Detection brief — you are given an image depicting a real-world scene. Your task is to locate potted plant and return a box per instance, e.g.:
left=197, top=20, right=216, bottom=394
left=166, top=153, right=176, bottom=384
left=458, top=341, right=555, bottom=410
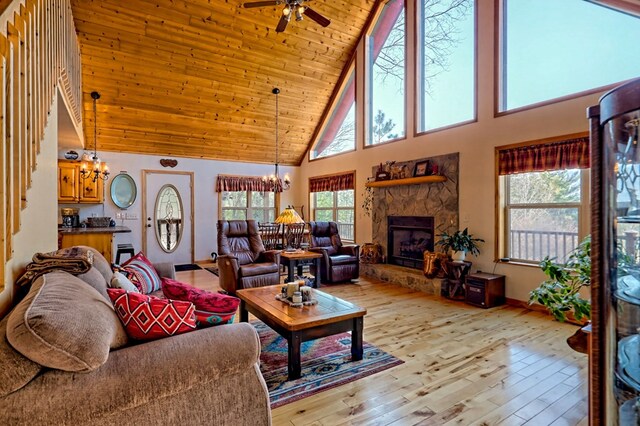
left=436, top=228, right=484, bottom=261
left=529, top=236, right=591, bottom=324
left=528, top=236, right=633, bottom=353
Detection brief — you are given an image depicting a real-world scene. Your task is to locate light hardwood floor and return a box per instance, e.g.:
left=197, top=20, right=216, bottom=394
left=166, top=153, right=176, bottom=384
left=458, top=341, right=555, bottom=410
left=178, top=267, right=588, bottom=426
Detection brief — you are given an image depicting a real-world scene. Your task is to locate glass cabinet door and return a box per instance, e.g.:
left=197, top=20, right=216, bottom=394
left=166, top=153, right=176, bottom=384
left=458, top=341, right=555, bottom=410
left=590, top=78, right=640, bottom=425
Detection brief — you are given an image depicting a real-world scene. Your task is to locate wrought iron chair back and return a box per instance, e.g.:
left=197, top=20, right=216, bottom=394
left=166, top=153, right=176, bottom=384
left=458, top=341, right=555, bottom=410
left=258, top=222, right=282, bottom=250
left=284, top=223, right=306, bottom=249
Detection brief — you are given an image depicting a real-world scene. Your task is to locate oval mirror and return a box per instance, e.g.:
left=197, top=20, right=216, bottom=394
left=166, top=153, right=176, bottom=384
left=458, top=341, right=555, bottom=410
left=154, top=184, right=183, bottom=253
left=110, top=173, right=137, bottom=209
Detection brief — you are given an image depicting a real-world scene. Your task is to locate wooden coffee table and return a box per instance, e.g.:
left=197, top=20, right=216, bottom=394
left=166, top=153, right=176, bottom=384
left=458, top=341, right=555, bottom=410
left=280, top=250, right=323, bottom=287
left=236, top=285, right=367, bottom=380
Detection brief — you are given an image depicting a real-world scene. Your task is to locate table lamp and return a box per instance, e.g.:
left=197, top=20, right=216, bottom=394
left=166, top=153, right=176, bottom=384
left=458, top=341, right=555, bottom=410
left=275, top=206, right=305, bottom=250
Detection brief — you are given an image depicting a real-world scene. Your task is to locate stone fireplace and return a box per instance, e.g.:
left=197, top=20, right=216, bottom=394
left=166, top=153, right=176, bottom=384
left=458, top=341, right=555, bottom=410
left=387, top=216, right=434, bottom=269
left=362, top=153, right=459, bottom=295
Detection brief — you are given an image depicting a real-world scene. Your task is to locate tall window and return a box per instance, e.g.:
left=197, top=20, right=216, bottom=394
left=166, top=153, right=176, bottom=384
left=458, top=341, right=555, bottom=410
left=497, top=136, right=590, bottom=263
left=367, top=0, right=405, bottom=145
left=499, top=0, right=640, bottom=112
left=417, top=0, right=475, bottom=132
left=310, top=62, right=356, bottom=159
left=312, top=191, right=355, bottom=241
left=309, top=172, right=355, bottom=241
left=221, top=191, right=276, bottom=223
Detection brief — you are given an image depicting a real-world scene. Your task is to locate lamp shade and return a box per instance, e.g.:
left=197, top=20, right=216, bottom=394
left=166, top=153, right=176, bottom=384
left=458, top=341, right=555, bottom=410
left=275, top=207, right=304, bottom=224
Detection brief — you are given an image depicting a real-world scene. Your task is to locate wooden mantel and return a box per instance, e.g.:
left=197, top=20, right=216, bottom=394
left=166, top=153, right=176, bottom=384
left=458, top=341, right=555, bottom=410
left=365, top=175, right=447, bottom=188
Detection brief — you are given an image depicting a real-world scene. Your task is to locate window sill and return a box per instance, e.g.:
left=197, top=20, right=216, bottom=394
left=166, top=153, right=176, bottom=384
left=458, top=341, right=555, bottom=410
left=496, top=259, right=540, bottom=268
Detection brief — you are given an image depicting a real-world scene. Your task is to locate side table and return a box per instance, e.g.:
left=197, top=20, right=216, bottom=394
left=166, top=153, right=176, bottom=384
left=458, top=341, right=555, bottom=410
left=442, top=260, right=472, bottom=300
left=280, top=251, right=323, bottom=288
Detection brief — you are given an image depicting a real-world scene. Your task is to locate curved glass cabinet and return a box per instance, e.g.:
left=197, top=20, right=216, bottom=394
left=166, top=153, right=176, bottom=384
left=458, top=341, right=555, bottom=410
left=589, top=78, right=640, bottom=425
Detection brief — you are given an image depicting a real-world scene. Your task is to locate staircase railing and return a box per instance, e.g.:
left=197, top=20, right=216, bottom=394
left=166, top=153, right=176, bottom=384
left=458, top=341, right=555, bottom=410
left=0, top=0, right=82, bottom=291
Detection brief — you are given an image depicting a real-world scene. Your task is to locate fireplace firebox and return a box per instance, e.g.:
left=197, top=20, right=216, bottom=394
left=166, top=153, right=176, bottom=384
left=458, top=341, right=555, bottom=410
left=387, top=216, right=435, bottom=269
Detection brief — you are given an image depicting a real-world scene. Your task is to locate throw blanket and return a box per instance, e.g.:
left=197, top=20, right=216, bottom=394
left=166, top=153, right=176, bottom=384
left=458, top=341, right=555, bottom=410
left=16, top=246, right=95, bottom=289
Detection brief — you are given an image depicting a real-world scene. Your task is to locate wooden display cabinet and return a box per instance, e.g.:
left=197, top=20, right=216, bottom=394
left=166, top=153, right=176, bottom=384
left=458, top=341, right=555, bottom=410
left=57, top=160, right=103, bottom=204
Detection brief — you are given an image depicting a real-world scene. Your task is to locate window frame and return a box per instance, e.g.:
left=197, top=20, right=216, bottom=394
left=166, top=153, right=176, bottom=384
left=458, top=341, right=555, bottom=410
left=415, top=0, right=478, bottom=137
left=218, top=190, right=280, bottom=223
left=311, top=190, right=356, bottom=243
left=364, top=0, right=407, bottom=149
left=308, top=57, right=357, bottom=162
left=495, top=133, right=591, bottom=265
left=494, top=0, right=640, bottom=117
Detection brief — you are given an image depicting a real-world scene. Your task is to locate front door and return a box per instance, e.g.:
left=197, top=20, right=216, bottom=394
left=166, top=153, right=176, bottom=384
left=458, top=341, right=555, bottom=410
left=142, top=170, right=194, bottom=264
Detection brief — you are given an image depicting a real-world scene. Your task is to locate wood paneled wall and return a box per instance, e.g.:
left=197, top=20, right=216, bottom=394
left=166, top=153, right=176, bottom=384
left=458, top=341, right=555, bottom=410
left=0, top=0, right=82, bottom=291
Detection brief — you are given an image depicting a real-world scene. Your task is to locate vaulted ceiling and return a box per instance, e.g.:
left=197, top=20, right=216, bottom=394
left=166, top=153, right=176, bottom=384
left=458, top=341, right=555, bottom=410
left=70, top=0, right=376, bottom=165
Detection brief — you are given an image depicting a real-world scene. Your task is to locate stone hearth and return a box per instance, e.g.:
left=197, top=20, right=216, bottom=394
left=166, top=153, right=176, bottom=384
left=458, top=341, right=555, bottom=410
left=360, top=264, right=444, bottom=295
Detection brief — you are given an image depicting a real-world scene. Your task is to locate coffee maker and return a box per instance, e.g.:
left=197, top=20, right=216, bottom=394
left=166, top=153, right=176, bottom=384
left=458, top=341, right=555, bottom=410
left=61, top=208, right=80, bottom=228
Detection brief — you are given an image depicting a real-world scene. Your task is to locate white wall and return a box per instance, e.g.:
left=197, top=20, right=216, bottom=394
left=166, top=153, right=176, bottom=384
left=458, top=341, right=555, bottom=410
left=296, top=0, right=609, bottom=302
left=58, top=151, right=299, bottom=263
left=0, top=97, right=59, bottom=316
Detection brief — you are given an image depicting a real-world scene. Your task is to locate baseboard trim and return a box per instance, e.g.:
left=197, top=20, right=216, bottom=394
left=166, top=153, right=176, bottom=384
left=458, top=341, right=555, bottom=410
left=506, top=298, right=587, bottom=325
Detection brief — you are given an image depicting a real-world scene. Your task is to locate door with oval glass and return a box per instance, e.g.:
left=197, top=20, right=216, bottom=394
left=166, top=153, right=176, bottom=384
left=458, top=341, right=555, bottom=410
left=142, top=170, right=194, bottom=264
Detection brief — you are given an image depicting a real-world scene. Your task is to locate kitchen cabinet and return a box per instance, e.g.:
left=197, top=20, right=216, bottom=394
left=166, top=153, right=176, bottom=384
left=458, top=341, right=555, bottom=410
left=57, top=160, right=103, bottom=204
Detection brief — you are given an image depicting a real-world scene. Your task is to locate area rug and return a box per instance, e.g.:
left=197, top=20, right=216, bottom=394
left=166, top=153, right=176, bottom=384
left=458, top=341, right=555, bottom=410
left=205, top=266, right=218, bottom=276
left=174, top=264, right=202, bottom=272
left=253, top=321, right=404, bottom=408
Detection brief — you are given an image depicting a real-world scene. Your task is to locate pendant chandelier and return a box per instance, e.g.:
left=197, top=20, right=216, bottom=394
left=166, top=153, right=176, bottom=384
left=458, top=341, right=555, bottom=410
left=80, top=91, right=110, bottom=183
left=263, top=87, right=291, bottom=191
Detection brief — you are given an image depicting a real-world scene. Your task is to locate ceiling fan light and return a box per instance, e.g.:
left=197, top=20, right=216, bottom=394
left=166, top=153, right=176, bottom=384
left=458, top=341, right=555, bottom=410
left=282, top=6, right=290, bottom=15
left=295, top=9, right=303, bottom=21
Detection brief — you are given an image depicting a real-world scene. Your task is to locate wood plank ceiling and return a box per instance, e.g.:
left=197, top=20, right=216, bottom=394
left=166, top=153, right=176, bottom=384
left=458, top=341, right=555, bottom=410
left=70, top=0, right=376, bottom=165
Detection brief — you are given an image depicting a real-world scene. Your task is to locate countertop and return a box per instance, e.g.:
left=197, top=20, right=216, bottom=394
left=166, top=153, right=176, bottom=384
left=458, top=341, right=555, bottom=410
left=58, top=226, right=131, bottom=234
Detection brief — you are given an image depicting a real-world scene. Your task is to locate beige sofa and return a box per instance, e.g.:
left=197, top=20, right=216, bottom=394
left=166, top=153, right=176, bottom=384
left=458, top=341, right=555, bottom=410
left=0, top=247, right=271, bottom=426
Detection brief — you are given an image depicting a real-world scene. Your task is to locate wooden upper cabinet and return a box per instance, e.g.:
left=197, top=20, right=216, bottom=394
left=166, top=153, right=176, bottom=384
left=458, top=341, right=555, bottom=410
left=57, top=160, right=104, bottom=204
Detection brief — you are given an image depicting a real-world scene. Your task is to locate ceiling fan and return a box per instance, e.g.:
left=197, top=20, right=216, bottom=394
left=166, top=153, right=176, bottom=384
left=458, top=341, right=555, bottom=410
left=242, top=0, right=331, bottom=33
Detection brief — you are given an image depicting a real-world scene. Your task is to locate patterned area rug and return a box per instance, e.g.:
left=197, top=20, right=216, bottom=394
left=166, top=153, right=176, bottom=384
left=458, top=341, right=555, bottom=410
left=254, top=321, right=404, bottom=409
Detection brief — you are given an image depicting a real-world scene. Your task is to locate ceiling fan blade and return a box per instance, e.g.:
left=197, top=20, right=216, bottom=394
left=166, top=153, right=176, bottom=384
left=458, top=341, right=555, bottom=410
left=243, top=1, right=279, bottom=8
left=303, top=6, right=331, bottom=27
left=275, top=14, right=290, bottom=32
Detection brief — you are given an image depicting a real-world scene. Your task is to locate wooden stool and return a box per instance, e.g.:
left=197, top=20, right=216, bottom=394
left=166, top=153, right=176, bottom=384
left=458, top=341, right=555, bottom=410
left=115, top=243, right=135, bottom=264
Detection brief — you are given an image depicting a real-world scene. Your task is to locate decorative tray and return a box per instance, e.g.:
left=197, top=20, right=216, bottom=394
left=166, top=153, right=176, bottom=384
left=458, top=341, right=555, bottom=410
left=275, top=293, right=318, bottom=307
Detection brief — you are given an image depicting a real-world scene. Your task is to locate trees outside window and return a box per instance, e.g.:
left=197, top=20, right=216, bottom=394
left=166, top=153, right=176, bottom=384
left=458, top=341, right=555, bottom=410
left=367, top=0, right=405, bottom=145
left=504, top=169, right=589, bottom=263
left=310, top=66, right=355, bottom=159
left=417, top=0, right=475, bottom=132
left=312, top=190, right=355, bottom=241
left=221, top=191, right=276, bottom=223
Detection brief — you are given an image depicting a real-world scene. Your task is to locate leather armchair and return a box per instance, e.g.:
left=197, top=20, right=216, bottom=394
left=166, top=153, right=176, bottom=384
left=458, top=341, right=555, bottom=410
left=308, top=221, right=359, bottom=283
left=217, top=220, right=281, bottom=294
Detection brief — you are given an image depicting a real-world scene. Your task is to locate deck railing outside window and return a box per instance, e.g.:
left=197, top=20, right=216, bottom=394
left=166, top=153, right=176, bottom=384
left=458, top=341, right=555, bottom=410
left=509, top=229, right=579, bottom=263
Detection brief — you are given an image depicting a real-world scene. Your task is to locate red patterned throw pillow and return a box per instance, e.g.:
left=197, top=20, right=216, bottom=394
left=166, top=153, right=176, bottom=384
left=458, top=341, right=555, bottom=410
left=161, top=278, right=239, bottom=327
left=107, top=289, right=196, bottom=341
left=121, top=252, right=162, bottom=294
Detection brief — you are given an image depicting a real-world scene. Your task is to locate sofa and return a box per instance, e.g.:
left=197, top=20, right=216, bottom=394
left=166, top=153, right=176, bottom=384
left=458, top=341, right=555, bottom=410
left=0, top=247, right=271, bottom=425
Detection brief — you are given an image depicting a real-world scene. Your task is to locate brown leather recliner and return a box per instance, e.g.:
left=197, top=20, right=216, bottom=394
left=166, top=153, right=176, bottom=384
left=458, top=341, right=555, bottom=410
left=308, top=221, right=360, bottom=283
left=217, top=220, right=281, bottom=294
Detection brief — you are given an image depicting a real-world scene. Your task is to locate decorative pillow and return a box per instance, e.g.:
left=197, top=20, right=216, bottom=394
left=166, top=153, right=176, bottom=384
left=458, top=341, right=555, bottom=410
left=107, top=289, right=197, bottom=341
left=161, top=278, right=239, bottom=328
left=194, top=310, right=236, bottom=328
left=7, top=272, right=129, bottom=372
left=121, top=252, right=162, bottom=294
left=110, top=272, right=140, bottom=293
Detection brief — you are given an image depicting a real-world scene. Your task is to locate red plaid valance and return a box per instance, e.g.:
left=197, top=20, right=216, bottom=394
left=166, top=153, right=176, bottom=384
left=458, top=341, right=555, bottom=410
left=498, top=137, right=589, bottom=176
left=309, top=172, right=354, bottom=193
left=216, top=175, right=282, bottom=193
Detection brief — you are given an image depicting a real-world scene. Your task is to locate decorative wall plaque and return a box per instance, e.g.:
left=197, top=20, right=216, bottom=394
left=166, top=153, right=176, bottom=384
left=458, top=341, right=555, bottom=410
left=160, top=159, right=178, bottom=168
